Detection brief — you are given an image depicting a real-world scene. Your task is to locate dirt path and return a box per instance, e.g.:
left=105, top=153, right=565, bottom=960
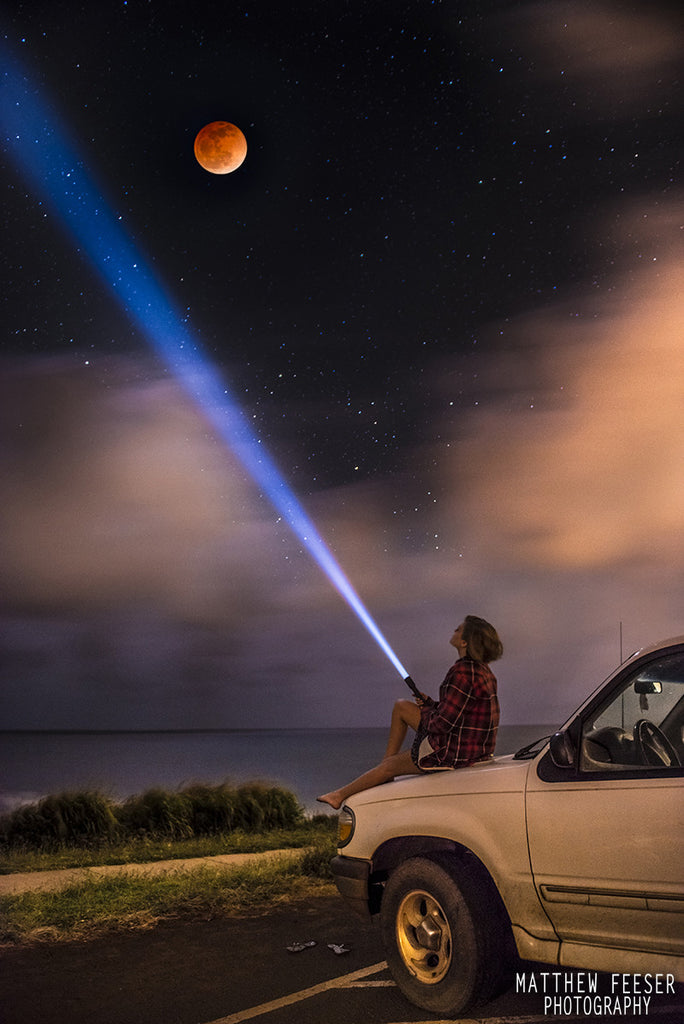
left=0, top=848, right=307, bottom=894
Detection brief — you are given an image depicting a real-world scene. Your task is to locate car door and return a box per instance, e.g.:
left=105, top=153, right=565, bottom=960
left=524, top=647, right=684, bottom=958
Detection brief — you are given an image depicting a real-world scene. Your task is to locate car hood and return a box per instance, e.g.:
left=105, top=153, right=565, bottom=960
left=346, top=753, right=531, bottom=810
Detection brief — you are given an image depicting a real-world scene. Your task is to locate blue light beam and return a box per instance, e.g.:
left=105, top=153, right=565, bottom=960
left=1, top=42, right=410, bottom=681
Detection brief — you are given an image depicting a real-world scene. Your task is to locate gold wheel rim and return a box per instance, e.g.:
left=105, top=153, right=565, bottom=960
left=395, top=888, right=452, bottom=985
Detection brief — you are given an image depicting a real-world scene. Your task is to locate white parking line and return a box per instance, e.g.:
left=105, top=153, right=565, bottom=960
left=202, top=960, right=388, bottom=1023
left=204, top=973, right=681, bottom=1024
left=344, top=979, right=396, bottom=987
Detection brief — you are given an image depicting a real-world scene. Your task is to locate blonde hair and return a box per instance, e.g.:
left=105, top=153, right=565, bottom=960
left=462, top=615, right=503, bottom=663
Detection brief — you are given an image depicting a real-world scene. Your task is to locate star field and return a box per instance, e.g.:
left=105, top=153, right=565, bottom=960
left=6, top=1, right=680, bottom=497
left=1, top=0, right=683, bottom=730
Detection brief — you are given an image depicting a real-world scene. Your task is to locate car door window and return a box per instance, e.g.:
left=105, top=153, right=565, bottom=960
left=580, top=652, right=684, bottom=771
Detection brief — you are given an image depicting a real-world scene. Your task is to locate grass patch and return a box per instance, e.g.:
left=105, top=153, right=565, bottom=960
left=0, top=817, right=336, bottom=875
left=0, top=835, right=339, bottom=945
left=0, top=783, right=340, bottom=944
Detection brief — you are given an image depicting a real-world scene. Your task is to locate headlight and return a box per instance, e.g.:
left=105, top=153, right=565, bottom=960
left=337, top=805, right=356, bottom=848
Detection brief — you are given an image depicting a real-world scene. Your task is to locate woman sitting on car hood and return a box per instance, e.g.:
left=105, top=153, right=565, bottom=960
left=317, top=614, right=503, bottom=810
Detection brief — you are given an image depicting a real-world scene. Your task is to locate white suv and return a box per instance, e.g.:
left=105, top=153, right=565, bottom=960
left=331, top=637, right=684, bottom=1016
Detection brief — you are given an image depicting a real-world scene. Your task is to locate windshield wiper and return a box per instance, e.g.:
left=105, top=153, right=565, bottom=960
left=513, top=735, right=552, bottom=760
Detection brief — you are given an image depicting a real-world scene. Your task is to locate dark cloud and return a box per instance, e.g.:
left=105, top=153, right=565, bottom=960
left=2, top=213, right=682, bottom=729
left=0, top=356, right=297, bottom=621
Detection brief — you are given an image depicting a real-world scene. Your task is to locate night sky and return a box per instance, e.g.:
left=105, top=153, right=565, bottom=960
left=2, top=0, right=683, bottom=731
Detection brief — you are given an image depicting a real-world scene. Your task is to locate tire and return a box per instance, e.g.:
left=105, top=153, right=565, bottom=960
left=380, top=853, right=509, bottom=1016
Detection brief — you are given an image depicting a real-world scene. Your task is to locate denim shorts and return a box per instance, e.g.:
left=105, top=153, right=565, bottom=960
left=411, top=727, right=452, bottom=772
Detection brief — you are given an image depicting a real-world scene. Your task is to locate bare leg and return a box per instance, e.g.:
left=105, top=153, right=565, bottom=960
left=317, top=749, right=420, bottom=810
left=384, top=699, right=422, bottom=758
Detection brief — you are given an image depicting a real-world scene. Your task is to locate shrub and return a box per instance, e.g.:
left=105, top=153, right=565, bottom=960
left=299, top=837, right=336, bottom=879
left=0, top=782, right=305, bottom=851
left=117, top=789, right=193, bottom=840
left=0, top=791, right=118, bottom=851
left=233, top=784, right=303, bottom=831
left=232, top=784, right=267, bottom=830
left=181, top=783, right=236, bottom=835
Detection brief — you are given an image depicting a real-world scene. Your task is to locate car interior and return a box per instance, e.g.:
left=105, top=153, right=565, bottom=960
left=579, top=652, right=684, bottom=771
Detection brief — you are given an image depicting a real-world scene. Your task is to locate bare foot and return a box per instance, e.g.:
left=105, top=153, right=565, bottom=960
left=316, top=792, right=342, bottom=810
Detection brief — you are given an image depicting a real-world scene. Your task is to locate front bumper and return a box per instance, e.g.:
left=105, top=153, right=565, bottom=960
left=331, top=855, right=372, bottom=918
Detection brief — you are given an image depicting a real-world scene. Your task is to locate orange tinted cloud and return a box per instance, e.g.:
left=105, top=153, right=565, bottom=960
left=438, top=198, right=684, bottom=571
left=509, top=1, right=683, bottom=109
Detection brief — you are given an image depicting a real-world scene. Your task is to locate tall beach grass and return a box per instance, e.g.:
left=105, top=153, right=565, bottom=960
left=0, top=782, right=305, bottom=852
left=0, top=783, right=337, bottom=876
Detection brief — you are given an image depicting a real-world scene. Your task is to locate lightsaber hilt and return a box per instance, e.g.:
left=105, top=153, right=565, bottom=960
left=404, top=675, right=422, bottom=700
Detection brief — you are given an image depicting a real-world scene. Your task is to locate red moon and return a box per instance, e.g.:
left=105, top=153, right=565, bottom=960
left=194, top=121, right=247, bottom=174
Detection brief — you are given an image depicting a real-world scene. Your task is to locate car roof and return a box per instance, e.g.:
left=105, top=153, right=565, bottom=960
left=623, top=636, right=684, bottom=662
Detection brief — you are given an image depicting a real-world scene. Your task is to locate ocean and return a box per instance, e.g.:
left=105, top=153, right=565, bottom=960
left=0, top=725, right=554, bottom=816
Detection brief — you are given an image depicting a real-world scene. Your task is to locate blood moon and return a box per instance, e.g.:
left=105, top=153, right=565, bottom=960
left=194, top=121, right=247, bottom=174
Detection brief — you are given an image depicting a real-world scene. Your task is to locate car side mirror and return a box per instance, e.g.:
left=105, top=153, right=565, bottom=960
left=549, top=729, right=576, bottom=768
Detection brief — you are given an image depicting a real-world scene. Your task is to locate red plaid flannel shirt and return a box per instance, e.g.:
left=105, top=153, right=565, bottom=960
left=419, top=657, right=499, bottom=768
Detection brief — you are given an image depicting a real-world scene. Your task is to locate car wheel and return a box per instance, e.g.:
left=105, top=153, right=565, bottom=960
left=380, top=853, right=509, bottom=1016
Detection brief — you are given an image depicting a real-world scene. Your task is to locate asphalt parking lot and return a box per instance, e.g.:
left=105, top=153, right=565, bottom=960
left=1, top=895, right=682, bottom=1024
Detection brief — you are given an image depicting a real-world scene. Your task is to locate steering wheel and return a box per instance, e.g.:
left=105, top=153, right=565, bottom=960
left=634, top=720, right=681, bottom=767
